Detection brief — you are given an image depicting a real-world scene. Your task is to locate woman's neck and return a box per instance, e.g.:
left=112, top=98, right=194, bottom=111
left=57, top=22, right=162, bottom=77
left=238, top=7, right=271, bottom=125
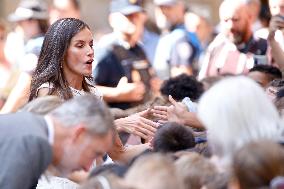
left=68, top=76, right=84, bottom=90
left=63, top=70, right=84, bottom=90
left=62, top=60, right=88, bottom=91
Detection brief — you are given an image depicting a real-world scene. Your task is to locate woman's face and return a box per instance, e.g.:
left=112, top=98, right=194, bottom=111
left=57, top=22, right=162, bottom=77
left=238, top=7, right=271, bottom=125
left=64, top=27, right=94, bottom=77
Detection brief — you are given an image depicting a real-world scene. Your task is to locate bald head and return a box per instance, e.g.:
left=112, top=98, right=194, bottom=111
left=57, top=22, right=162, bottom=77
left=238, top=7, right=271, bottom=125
left=219, top=0, right=253, bottom=44
left=219, top=0, right=252, bottom=23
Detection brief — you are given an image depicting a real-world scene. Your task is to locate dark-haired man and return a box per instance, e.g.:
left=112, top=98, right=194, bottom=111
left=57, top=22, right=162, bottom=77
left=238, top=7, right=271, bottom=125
left=153, top=122, right=196, bottom=153
left=248, top=64, right=282, bottom=87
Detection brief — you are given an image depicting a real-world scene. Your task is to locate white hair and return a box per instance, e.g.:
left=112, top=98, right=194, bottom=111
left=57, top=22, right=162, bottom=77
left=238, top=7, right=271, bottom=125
left=198, top=76, right=284, bottom=164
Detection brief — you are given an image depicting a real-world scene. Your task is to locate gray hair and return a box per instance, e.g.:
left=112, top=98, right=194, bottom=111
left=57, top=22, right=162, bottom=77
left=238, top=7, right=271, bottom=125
left=20, top=95, right=64, bottom=115
left=48, top=94, right=115, bottom=135
left=198, top=76, right=284, bottom=165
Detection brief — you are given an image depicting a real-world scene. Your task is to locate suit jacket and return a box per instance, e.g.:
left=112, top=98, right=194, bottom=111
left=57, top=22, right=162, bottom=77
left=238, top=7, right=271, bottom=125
left=0, top=112, right=52, bottom=189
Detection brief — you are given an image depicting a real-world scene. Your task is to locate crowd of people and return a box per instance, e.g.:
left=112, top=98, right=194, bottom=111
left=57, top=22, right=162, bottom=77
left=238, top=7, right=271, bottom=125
left=0, top=0, right=284, bottom=188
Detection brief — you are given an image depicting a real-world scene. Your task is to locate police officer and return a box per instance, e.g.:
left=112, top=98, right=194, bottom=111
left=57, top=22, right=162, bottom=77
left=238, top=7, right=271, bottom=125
left=93, top=0, right=154, bottom=109
left=153, top=0, right=201, bottom=79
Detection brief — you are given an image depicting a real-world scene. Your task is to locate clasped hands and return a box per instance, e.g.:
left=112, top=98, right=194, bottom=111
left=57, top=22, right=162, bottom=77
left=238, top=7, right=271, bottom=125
left=115, top=95, right=193, bottom=141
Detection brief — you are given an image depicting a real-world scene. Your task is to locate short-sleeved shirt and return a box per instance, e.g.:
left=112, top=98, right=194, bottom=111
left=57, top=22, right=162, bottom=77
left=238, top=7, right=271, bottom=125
left=198, top=33, right=268, bottom=79
left=93, top=33, right=151, bottom=109
left=37, top=82, right=103, bottom=100
left=153, top=25, right=200, bottom=79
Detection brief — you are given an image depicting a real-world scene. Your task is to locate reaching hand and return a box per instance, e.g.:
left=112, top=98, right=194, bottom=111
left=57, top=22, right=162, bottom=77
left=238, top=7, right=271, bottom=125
left=151, top=95, right=188, bottom=125
left=115, top=112, right=159, bottom=140
left=136, top=108, right=152, bottom=119
left=116, top=77, right=146, bottom=102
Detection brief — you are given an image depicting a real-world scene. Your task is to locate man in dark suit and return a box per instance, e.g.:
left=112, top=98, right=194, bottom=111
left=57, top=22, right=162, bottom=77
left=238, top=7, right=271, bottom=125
left=0, top=95, right=115, bottom=189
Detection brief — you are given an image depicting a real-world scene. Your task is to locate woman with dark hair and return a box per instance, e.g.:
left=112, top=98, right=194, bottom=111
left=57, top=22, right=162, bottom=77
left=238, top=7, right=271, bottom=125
left=29, top=16, right=157, bottom=159
left=29, top=18, right=101, bottom=100
left=28, top=18, right=157, bottom=143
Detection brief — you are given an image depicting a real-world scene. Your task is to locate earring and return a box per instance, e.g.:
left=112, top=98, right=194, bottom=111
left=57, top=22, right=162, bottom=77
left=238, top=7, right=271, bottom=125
left=60, top=60, right=64, bottom=69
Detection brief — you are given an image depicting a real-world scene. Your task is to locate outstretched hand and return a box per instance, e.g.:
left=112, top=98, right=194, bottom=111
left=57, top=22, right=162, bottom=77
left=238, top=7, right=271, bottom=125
left=151, top=95, right=188, bottom=125
left=114, top=111, right=159, bottom=140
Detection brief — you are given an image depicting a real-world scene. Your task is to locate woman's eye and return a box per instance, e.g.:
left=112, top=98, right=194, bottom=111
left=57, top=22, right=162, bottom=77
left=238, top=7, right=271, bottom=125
left=76, top=44, right=84, bottom=48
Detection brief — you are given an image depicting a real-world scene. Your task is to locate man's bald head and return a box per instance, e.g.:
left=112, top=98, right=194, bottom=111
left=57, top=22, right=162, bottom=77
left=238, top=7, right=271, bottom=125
left=219, top=0, right=253, bottom=44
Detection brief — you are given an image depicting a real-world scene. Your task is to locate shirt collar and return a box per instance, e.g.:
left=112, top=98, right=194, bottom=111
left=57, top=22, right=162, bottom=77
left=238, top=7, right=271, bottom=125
left=44, top=115, right=55, bottom=145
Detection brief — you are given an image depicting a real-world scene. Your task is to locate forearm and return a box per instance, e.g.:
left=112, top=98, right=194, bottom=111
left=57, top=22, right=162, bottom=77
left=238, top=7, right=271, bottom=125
left=114, top=118, right=128, bottom=133
left=180, top=112, right=204, bottom=129
left=107, top=132, right=127, bottom=163
left=96, top=85, right=121, bottom=102
left=0, top=73, right=31, bottom=113
left=269, top=38, right=284, bottom=70
left=107, top=129, right=150, bottom=164
left=113, top=143, right=150, bottom=164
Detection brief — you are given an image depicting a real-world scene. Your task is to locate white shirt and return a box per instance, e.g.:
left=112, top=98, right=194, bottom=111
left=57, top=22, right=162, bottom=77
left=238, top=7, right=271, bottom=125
left=44, top=116, right=54, bottom=145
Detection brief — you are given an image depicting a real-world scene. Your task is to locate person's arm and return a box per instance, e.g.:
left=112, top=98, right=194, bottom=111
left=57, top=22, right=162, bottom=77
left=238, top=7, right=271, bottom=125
left=1, top=50, right=41, bottom=114
left=170, top=65, right=193, bottom=77
left=109, top=109, right=158, bottom=164
left=269, top=37, right=284, bottom=69
left=170, top=39, right=193, bottom=77
left=0, top=72, right=31, bottom=113
left=151, top=95, right=204, bottom=129
left=107, top=132, right=150, bottom=164
left=268, top=16, right=284, bottom=69
left=114, top=109, right=159, bottom=140
left=96, top=77, right=145, bottom=103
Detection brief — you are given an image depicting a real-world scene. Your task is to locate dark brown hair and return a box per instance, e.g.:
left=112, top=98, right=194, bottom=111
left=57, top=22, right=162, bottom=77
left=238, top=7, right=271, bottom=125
left=29, top=18, right=93, bottom=101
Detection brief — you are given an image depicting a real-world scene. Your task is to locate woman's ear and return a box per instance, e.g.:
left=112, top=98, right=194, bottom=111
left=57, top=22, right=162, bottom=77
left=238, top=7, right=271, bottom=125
left=109, top=12, right=136, bottom=34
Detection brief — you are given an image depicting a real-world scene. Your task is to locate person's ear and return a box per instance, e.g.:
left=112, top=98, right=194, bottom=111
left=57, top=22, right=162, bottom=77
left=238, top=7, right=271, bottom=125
left=71, top=124, right=86, bottom=143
